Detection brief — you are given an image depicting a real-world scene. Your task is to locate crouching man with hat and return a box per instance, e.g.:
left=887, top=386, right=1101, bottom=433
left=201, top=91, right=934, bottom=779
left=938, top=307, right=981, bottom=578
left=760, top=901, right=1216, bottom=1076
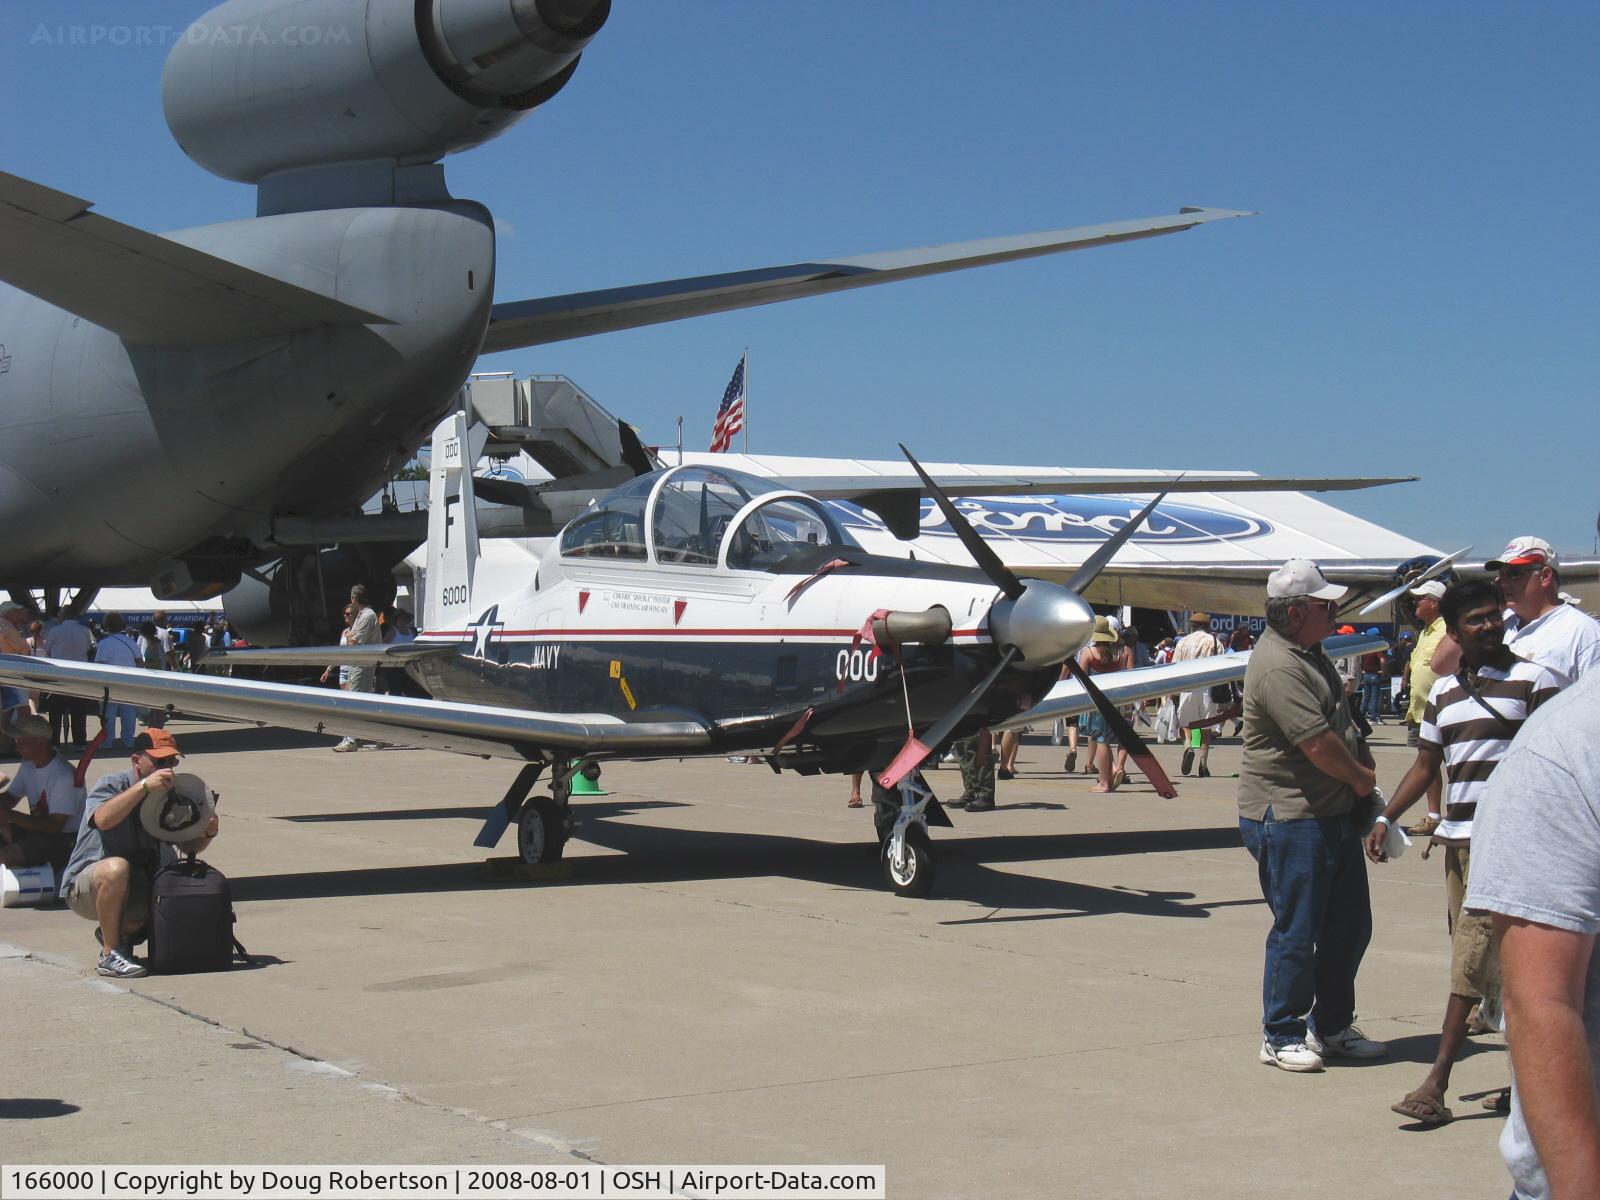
left=58, top=729, right=218, bottom=978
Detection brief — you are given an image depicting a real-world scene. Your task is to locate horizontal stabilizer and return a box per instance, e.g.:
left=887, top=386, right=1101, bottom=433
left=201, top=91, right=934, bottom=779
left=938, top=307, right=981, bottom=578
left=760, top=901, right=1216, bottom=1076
left=0, top=655, right=710, bottom=761
left=0, top=170, right=391, bottom=347
left=993, top=634, right=1387, bottom=731
left=483, top=207, right=1254, bottom=353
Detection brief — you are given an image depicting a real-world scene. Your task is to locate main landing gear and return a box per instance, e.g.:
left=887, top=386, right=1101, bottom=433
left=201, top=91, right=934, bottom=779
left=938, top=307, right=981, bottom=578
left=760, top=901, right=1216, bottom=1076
left=872, top=773, right=942, bottom=898
left=473, top=760, right=587, bottom=866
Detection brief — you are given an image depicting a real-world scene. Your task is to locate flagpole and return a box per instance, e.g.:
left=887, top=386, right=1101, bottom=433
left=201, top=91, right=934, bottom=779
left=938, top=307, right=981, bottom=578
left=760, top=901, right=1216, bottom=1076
left=676, top=415, right=683, bottom=465
left=742, top=347, right=749, bottom=454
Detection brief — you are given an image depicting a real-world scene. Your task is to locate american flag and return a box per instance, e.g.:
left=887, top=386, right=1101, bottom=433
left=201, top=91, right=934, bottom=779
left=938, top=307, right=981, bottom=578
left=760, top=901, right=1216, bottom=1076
left=708, top=355, right=746, bottom=452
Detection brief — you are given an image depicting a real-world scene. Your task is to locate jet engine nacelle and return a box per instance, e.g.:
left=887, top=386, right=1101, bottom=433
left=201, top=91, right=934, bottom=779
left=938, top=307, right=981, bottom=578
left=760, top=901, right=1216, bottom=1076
left=162, top=0, right=610, bottom=184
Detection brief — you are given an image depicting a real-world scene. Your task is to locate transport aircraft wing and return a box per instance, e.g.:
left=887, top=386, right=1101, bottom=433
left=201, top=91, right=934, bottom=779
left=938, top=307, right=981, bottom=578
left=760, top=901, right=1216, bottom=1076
left=481, top=208, right=1254, bottom=353
left=0, top=656, right=710, bottom=762
left=992, top=633, right=1388, bottom=732
left=0, top=170, right=391, bottom=347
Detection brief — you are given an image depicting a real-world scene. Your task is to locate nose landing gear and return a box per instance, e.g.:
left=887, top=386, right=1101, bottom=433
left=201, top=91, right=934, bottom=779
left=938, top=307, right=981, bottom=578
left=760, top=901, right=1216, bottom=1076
left=873, top=772, right=939, bottom=897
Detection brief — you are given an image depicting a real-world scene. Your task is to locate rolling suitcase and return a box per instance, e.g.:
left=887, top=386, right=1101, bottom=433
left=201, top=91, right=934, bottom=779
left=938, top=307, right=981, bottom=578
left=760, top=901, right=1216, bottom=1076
left=147, top=856, right=250, bottom=973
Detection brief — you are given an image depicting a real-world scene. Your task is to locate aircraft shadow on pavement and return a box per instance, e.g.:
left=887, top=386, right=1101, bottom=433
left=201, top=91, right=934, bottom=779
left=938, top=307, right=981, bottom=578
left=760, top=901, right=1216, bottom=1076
left=0, top=1098, right=80, bottom=1119
left=235, top=801, right=1259, bottom=921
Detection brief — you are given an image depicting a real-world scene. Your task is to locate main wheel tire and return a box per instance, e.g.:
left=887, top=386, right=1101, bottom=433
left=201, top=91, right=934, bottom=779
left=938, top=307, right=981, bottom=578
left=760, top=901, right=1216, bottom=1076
left=880, top=823, right=936, bottom=897
left=517, top=796, right=569, bottom=865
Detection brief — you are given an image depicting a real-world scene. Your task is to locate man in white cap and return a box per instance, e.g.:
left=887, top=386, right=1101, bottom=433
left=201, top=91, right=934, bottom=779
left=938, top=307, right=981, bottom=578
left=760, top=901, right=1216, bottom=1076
left=1403, top=579, right=1448, bottom=836
left=1487, top=536, right=1600, bottom=687
left=1238, top=559, right=1386, bottom=1072
left=0, top=713, right=86, bottom=874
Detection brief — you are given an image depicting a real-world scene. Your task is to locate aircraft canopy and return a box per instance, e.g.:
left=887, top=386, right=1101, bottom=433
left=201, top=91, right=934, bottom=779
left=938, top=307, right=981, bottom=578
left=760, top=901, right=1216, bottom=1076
left=560, top=465, right=857, bottom=568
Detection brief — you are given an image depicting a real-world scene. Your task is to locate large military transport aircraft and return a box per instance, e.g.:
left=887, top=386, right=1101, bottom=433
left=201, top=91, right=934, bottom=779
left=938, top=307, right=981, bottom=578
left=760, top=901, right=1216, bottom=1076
left=0, top=0, right=1253, bottom=633
left=0, top=415, right=1382, bottom=896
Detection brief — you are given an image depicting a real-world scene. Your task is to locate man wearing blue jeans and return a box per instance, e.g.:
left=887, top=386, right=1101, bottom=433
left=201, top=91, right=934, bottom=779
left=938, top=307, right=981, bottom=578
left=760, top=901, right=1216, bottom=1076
left=1238, top=560, right=1388, bottom=1072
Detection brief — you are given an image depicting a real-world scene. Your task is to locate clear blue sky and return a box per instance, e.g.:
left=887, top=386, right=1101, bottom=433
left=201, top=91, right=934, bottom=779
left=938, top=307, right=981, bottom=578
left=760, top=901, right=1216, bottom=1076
left=3, top=2, right=1596, bottom=557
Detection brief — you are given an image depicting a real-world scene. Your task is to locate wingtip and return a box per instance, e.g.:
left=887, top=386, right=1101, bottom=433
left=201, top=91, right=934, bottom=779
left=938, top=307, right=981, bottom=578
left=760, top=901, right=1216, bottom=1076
left=1179, top=206, right=1261, bottom=220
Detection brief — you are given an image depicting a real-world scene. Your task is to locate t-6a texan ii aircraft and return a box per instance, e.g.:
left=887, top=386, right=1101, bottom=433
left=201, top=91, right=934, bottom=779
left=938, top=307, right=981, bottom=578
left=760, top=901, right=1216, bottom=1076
left=0, top=414, right=1384, bottom=897
left=0, top=0, right=1254, bottom=623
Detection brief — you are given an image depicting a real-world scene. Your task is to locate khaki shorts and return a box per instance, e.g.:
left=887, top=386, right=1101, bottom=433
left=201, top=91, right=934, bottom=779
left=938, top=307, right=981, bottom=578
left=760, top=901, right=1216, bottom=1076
left=1445, top=842, right=1499, bottom=1000
left=66, top=860, right=151, bottom=925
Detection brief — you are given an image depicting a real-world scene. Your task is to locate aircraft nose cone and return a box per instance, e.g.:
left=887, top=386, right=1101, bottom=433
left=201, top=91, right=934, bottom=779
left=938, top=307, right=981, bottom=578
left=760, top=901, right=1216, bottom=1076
left=987, top=581, right=1096, bottom=666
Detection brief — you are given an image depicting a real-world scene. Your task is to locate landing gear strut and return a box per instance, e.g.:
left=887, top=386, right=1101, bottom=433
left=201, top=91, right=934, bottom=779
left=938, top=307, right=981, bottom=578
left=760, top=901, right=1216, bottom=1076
left=873, top=772, right=938, bottom=897
left=472, top=760, right=576, bottom=866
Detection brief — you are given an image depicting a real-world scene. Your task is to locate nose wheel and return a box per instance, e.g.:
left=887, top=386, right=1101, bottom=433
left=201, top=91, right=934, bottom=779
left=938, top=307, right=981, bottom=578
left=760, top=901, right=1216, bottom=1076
left=873, top=773, right=938, bottom=897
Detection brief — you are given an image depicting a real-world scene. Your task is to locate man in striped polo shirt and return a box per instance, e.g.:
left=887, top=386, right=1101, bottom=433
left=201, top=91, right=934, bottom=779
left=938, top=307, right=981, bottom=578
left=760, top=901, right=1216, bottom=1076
left=1366, top=579, right=1564, bottom=1124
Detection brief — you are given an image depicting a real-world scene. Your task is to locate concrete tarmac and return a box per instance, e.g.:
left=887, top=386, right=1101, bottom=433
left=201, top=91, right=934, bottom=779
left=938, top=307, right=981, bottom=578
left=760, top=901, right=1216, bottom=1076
left=2, top=720, right=1510, bottom=1197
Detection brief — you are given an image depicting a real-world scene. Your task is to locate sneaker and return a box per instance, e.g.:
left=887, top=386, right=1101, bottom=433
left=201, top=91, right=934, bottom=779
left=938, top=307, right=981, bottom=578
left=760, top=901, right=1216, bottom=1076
left=97, top=948, right=148, bottom=979
left=1406, top=813, right=1440, bottom=837
left=1307, top=1024, right=1386, bottom=1060
left=1181, top=748, right=1195, bottom=776
left=963, top=796, right=995, bottom=812
left=1259, top=1039, right=1323, bottom=1072
left=332, top=738, right=359, bottom=753
left=1197, top=762, right=1211, bottom=779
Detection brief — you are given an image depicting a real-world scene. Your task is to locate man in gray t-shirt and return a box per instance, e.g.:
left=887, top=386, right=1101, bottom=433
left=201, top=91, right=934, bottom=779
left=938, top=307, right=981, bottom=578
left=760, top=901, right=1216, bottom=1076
left=1467, top=668, right=1600, bottom=1200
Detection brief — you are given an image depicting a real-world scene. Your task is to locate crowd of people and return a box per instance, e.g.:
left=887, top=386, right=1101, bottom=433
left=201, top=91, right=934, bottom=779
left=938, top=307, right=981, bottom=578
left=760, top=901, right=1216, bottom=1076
left=863, top=535, right=1600, bottom=1197
left=0, top=584, right=412, bottom=977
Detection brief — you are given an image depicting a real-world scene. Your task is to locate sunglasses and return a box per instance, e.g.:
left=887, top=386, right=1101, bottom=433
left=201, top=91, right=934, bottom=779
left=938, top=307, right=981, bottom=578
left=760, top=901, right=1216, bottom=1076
left=1496, top=564, right=1540, bottom=582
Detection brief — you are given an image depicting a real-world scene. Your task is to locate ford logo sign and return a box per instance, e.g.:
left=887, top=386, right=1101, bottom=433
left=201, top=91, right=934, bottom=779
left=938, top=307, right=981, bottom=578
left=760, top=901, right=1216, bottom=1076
left=827, top=496, right=1271, bottom=544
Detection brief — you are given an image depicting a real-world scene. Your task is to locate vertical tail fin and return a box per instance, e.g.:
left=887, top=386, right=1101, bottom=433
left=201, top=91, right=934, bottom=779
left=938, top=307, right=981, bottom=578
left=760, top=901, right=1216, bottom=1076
left=425, top=412, right=485, bottom=629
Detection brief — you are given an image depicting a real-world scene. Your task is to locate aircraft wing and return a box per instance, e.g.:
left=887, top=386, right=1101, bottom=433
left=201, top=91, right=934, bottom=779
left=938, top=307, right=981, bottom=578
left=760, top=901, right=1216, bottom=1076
left=204, top=644, right=457, bottom=669
left=0, top=655, right=710, bottom=762
left=0, top=170, right=391, bottom=347
left=482, top=207, right=1254, bottom=353
left=993, top=633, right=1387, bottom=731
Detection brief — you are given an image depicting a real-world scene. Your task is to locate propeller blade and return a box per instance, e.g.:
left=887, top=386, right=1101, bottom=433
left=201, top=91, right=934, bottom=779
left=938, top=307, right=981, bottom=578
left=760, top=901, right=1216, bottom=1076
left=1064, top=658, right=1178, bottom=799
left=878, top=646, right=1020, bottom=790
left=1355, top=546, right=1471, bottom=616
left=900, top=445, right=1025, bottom=599
left=1064, top=486, right=1175, bottom=596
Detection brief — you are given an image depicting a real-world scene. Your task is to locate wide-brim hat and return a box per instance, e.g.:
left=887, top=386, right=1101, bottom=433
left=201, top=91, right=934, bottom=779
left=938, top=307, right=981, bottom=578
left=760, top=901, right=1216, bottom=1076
left=1091, top=616, right=1119, bottom=644
left=139, top=773, right=216, bottom=844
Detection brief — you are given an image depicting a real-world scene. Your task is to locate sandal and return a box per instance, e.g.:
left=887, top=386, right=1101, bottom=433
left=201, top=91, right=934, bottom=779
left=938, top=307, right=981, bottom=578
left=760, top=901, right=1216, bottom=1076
left=1481, top=1088, right=1511, bottom=1113
left=1390, top=1089, right=1453, bottom=1125
left=1112, top=769, right=1128, bottom=789
left=1064, top=750, right=1076, bottom=773
left=846, top=796, right=863, bottom=808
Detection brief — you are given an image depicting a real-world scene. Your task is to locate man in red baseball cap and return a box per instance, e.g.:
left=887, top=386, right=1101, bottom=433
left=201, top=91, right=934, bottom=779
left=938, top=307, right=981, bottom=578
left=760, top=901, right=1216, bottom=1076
left=58, top=728, right=219, bottom=978
left=1486, top=537, right=1600, bottom=687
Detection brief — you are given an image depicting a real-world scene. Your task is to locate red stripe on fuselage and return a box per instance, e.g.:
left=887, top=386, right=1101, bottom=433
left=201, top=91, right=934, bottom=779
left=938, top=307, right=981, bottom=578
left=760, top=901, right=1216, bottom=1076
left=417, top=627, right=989, bottom=640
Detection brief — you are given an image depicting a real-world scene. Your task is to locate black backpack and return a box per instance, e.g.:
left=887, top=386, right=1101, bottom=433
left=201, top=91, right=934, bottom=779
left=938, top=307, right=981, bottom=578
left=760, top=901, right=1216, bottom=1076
left=147, top=856, right=250, bottom=973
